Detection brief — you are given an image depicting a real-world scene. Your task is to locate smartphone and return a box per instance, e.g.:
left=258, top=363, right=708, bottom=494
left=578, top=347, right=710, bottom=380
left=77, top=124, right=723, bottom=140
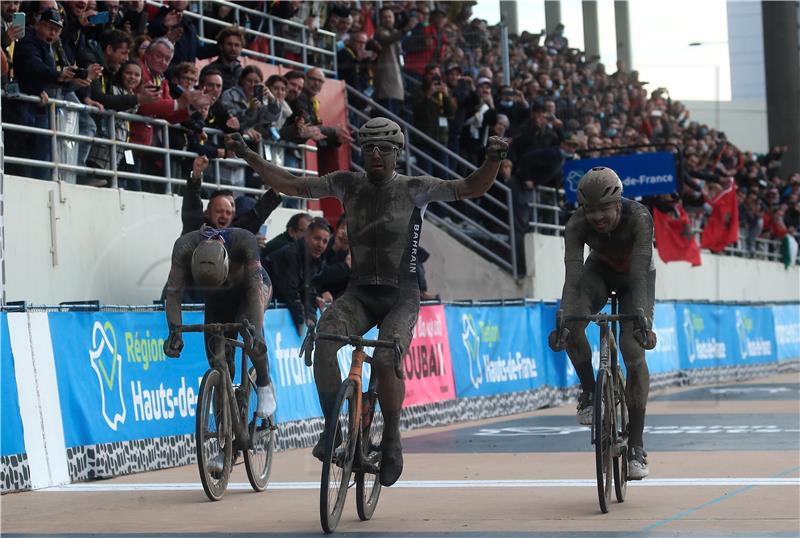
left=253, top=84, right=264, bottom=99
left=88, top=11, right=110, bottom=25
left=73, top=67, right=89, bottom=79
left=12, top=12, right=25, bottom=38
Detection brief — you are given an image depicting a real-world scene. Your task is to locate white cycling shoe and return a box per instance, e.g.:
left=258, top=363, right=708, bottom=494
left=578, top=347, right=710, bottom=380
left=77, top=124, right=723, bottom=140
left=628, top=446, right=649, bottom=480
left=576, top=391, right=593, bottom=426
left=256, top=384, right=276, bottom=417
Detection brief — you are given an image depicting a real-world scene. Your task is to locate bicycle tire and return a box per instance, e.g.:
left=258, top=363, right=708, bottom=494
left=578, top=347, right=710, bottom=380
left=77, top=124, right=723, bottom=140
left=593, top=368, right=614, bottom=513
left=356, top=390, right=383, bottom=521
left=243, top=368, right=275, bottom=492
left=196, top=368, right=232, bottom=501
left=320, top=379, right=358, bottom=534
left=613, top=366, right=628, bottom=502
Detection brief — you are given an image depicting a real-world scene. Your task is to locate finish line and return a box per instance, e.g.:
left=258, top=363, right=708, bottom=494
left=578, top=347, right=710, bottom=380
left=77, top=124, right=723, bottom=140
left=43, top=478, right=800, bottom=492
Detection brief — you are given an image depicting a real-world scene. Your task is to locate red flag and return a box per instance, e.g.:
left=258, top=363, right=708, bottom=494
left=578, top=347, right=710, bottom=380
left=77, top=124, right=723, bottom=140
left=701, top=184, right=739, bottom=253
left=654, top=203, right=702, bottom=266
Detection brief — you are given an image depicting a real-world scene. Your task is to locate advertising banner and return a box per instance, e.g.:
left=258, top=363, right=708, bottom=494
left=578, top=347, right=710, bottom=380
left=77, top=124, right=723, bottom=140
left=562, top=151, right=677, bottom=203
left=772, top=304, right=800, bottom=361
left=49, top=311, right=207, bottom=448
left=446, top=305, right=544, bottom=398
left=730, top=305, right=777, bottom=364
left=648, top=303, right=682, bottom=374
left=403, top=305, right=456, bottom=407
left=538, top=302, right=572, bottom=388
left=1, top=313, right=26, bottom=456
left=676, top=303, right=732, bottom=369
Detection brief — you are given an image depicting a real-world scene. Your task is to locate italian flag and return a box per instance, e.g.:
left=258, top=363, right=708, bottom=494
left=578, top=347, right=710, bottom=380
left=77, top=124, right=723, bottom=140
left=782, top=234, right=798, bottom=269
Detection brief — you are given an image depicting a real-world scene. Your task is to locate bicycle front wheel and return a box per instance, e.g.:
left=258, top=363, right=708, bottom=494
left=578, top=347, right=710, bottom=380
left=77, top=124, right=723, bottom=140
left=320, top=379, right=358, bottom=534
left=594, top=368, right=614, bottom=513
left=196, top=368, right=232, bottom=501
left=613, top=367, right=628, bottom=502
left=243, top=368, right=275, bottom=492
left=356, top=390, right=383, bottom=521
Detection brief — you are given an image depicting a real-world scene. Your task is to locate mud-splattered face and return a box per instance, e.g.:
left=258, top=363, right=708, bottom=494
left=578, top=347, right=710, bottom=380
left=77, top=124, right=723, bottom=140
left=362, top=142, right=399, bottom=182
left=584, top=200, right=622, bottom=233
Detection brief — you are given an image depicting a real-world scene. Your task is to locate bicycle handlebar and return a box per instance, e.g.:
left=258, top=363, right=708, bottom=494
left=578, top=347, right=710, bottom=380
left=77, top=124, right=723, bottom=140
left=174, top=320, right=256, bottom=350
left=302, top=330, right=404, bottom=379
left=556, top=309, right=647, bottom=331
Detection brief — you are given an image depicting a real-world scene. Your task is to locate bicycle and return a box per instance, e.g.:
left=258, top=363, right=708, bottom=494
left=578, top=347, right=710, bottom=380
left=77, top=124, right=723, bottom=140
left=556, top=296, right=647, bottom=513
left=177, top=320, right=276, bottom=501
left=301, top=324, right=403, bottom=534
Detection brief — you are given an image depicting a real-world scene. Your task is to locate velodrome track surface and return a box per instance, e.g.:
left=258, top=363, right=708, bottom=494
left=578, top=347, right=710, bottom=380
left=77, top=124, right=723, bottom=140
left=3, top=372, right=799, bottom=538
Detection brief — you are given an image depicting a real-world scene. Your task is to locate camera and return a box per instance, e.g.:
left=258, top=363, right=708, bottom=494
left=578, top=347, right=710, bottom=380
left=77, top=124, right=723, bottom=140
left=431, top=75, right=441, bottom=84
left=72, top=67, right=89, bottom=79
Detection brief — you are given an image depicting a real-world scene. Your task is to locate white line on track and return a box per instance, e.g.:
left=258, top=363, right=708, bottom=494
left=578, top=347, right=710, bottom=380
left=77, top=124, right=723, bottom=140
left=43, top=478, right=800, bottom=492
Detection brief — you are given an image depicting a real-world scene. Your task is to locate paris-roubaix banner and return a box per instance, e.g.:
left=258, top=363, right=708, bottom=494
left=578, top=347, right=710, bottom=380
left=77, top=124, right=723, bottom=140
left=1, top=313, right=27, bottom=456
left=562, top=151, right=677, bottom=203
left=772, top=304, right=800, bottom=361
left=445, top=304, right=552, bottom=398
left=402, top=304, right=456, bottom=406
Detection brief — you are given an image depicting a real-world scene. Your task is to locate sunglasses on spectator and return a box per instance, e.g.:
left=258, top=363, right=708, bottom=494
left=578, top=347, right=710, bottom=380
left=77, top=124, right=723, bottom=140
left=363, top=143, right=398, bottom=155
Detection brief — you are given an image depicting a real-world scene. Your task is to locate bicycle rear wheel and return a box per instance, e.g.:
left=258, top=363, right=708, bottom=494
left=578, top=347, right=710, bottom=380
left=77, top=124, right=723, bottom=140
left=196, top=368, right=232, bottom=501
left=593, top=368, right=614, bottom=513
left=320, top=379, right=358, bottom=534
left=243, top=367, right=275, bottom=492
left=356, top=390, right=383, bottom=521
left=613, top=367, right=628, bottom=502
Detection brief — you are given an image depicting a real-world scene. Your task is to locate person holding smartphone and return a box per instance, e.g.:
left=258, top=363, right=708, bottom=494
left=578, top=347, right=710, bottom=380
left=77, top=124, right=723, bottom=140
left=219, top=64, right=280, bottom=147
left=2, top=2, right=25, bottom=52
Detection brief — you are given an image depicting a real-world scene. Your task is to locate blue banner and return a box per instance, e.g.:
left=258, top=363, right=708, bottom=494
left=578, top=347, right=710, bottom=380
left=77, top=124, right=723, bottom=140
left=563, top=151, right=677, bottom=203
left=649, top=303, right=681, bottom=374
left=50, top=311, right=207, bottom=448
left=676, top=303, right=733, bottom=369
left=539, top=302, right=572, bottom=388
left=445, top=305, right=545, bottom=398
left=772, top=304, right=800, bottom=361
left=731, top=305, right=777, bottom=364
left=1, top=313, right=26, bottom=456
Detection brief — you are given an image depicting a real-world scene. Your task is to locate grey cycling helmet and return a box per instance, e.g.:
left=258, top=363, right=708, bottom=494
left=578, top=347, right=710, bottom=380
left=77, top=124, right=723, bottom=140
left=576, top=166, right=623, bottom=206
left=191, top=240, right=229, bottom=287
left=358, top=117, right=404, bottom=149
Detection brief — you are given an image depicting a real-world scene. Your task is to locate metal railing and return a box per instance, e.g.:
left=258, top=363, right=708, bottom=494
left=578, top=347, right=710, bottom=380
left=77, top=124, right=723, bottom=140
left=344, top=84, right=519, bottom=278
left=2, top=92, right=317, bottom=199
left=157, top=0, right=338, bottom=76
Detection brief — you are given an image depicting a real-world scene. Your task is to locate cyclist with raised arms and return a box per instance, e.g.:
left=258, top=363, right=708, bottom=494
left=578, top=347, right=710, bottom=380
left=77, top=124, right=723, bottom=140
left=163, top=226, right=277, bottom=456
left=224, top=118, right=508, bottom=487
left=548, top=167, right=657, bottom=479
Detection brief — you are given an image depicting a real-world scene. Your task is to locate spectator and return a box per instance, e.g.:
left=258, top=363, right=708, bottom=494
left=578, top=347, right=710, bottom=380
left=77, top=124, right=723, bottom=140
left=509, top=102, right=562, bottom=188
left=8, top=8, right=98, bottom=180
left=148, top=0, right=216, bottom=73
left=403, top=7, right=447, bottom=78
left=262, top=212, right=311, bottom=257
left=130, top=33, right=150, bottom=61
left=200, top=25, right=244, bottom=91
left=117, top=0, right=147, bottom=37
left=168, top=60, right=198, bottom=99
left=444, top=62, right=474, bottom=170
left=1, top=1, right=23, bottom=54
left=318, top=216, right=351, bottom=299
left=459, top=76, right=497, bottom=165
left=268, top=217, right=333, bottom=336
left=131, top=37, right=209, bottom=191
left=290, top=67, right=352, bottom=149
left=372, top=6, right=416, bottom=117
left=265, top=74, right=293, bottom=166
left=219, top=64, right=281, bottom=147
left=198, top=66, right=234, bottom=134
left=411, top=64, right=455, bottom=175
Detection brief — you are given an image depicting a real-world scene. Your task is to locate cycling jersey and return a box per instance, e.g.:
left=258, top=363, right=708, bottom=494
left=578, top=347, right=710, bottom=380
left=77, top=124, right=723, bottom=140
left=298, top=171, right=460, bottom=288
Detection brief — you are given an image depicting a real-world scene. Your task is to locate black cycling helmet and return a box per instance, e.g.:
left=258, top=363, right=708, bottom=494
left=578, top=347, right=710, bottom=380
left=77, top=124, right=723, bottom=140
left=576, top=167, right=623, bottom=206
left=358, top=117, right=404, bottom=149
left=191, top=239, right=229, bottom=287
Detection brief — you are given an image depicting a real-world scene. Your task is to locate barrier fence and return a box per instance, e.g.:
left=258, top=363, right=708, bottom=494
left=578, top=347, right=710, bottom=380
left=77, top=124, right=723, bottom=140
left=2, top=301, right=798, bottom=492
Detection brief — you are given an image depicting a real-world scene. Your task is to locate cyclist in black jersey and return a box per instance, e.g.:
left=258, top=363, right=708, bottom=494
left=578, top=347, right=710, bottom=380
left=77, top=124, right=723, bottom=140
left=548, top=166, right=657, bottom=479
left=225, top=119, right=508, bottom=486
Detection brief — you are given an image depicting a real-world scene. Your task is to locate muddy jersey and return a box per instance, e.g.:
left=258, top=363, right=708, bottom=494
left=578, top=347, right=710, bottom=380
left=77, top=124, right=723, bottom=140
left=561, top=198, right=654, bottom=315
left=298, top=171, right=460, bottom=287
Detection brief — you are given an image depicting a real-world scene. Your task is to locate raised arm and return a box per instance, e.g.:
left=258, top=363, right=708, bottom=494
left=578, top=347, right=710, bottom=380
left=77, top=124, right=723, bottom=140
left=451, top=136, right=508, bottom=199
left=224, top=132, right=310, bottom=197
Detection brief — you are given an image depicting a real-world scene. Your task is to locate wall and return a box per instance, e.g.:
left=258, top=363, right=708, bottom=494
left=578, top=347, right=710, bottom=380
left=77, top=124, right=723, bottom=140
left=682, top=99, right=768, bottom=154
left=528, top=233, right=800, bottom=302
left=4, top=175, right=798, bottom=305
left=3, top=175, right=310, bottom=304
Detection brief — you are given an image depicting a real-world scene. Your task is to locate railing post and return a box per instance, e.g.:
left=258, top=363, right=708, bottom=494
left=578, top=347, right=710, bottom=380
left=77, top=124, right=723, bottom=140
left=50, top=101, right=59, bottom=181
left=108, top=114, right=118, bottom=188
left=508, top=186, right=518, bottom=278
left=301, top=24, right=308, bottom=67
left=269, top=18, right=275, bottom=65
left=198, top=0, right=204, bottom=39
left=163, top=123, right=172, bottom=194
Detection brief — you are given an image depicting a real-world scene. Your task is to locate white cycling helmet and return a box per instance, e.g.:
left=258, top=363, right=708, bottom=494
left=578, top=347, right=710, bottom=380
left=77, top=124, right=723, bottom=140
left=358, top=117, right=404, bottom=149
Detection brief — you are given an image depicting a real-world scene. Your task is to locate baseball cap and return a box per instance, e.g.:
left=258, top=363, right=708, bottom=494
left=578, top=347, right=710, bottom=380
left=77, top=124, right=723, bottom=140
left=40, top=8, right=64, bottom=28
left=476, top=77, right=492, bottom=87
left=446, top=63, right=462, bottom=74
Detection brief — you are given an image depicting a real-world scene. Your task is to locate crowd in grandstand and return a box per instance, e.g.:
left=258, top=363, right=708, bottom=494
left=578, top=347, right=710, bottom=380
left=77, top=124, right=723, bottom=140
left=1, top=0, right=798, bottom=271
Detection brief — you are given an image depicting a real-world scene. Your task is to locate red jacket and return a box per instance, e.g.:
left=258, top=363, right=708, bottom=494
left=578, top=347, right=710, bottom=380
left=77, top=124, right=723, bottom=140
left=129, top=59, right=190, bottom=148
